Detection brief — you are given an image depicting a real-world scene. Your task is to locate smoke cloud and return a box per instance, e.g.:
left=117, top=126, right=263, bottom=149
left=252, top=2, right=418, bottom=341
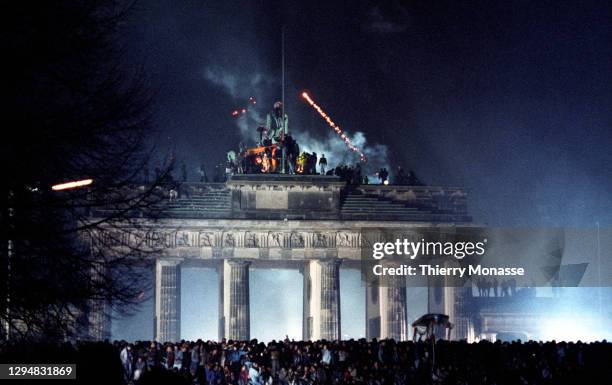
left=204, top=67, right=390, bottom=180
left=204, top=66, right=271, bottom=141
left=295, top=130, right=390, bottom=179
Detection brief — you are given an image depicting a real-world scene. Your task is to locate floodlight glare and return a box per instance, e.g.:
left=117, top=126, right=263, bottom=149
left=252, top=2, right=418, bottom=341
left=51, top=179, right=93, bottom=191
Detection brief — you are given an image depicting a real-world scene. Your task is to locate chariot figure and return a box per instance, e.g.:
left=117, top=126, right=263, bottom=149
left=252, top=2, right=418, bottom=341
left=265, top=101, right=288, bottom=143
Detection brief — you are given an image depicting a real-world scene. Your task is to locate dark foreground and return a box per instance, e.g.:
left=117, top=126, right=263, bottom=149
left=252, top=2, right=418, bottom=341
left=1, top=339, right=610, bottom=385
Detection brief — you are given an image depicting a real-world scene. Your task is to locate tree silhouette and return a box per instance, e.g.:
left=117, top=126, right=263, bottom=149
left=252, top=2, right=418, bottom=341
left=1, top=1, right=172, bottom=340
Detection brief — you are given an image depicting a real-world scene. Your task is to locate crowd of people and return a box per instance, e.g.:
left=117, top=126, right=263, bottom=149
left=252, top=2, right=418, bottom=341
left=329, top=164, right=364, bottom=185
left=112, top=338, right=610, bottom=385
left=475, top=278, right=519, bottom=297
left=209, top=161, right=428, bottom=187
left=474, top=279, right=540, bottom=299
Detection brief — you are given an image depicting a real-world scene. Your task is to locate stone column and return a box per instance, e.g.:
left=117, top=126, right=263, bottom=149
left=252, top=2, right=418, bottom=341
left=303, top=259, right=341, bottom=341
left=366, top=268, right=408, bottom=341
left=451, top=287, right=475, bottom=342
left=154, top=258, right=182, bottom=342
left=380, top=274, right=408, bottom=340
left=88, top=262, right=111, bottom=340
left=219, top=260, right=250, bottom=340
left=428, top=285, right=474, bottom=341
left=88, top=301, right=111, bottom=340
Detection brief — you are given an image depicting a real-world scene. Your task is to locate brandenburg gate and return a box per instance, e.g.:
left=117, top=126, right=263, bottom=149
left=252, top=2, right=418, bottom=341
left=89, top=174, right=471, bottom=342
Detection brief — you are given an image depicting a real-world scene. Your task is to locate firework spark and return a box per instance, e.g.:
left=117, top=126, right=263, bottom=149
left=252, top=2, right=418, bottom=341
left=231, top=96, right=257, bottom=117
left=301, top=92, right=366, bottom=162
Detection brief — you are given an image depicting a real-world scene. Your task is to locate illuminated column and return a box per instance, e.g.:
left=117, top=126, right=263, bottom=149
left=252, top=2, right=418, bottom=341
left=88, top=301, right=111, bottom=340
left=88, top=261, right=111, bottom=340
left=380, top=274, right=408, bottom=340
left=154, top=258, right=182, bottom=342
left=365, top=278, right=381, bottom=340
left=366, top=265, right=408, bottom=341
left=219, top=260, right=250, bottom=340
left=424, top=229, right=475, bottom=341
left=452, top=287, right=475, bottom=342
left=303, top=259, right=341, bottom=341
left=428, top=285, right=474, bottom=341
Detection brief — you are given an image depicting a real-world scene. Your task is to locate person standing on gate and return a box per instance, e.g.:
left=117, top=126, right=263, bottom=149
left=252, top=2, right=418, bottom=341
left=319, top=154, right=327, bottom=175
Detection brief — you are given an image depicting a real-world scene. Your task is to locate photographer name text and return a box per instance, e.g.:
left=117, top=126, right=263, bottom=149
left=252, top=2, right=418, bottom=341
left=372, top=264, right=525, bottom=277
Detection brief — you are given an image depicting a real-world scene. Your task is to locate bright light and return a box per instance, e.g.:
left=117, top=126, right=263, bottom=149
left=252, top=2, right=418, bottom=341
left=539, top=316, right=602, bottom=342
left=383, top=180, right=389, bottom=185
left=301, top=92, right=367, bottom=162
left=51, top=179, right=93, bottom=191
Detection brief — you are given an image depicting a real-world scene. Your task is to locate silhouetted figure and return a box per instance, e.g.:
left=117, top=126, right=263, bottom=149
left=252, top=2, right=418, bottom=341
left=509, top=278, right=517, bottom=296
left=319, top=154, right=327, bottom=175
left=407, top=170, right=423, bottom=186
left=181, top=163, right=188, bottom=182
left=396, top=166, right=407, bottom=184
left=288, top=152, right=295, bottom=174
left=284, top=135, right=299, bottom=173
left=501, top=279, right=509, bottom=297
left=198, top=163, right=208, bottom=182
left=310, top=152, right=318, bottom=175
left=213, top=164, right=224, bottom=182
left=378, top=168, right=389, bottom=184
left=354, top=163, right=362, bottom=185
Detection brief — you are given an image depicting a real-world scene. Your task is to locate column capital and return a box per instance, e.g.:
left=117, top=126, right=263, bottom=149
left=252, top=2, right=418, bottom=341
left=157, top=258, right=183, bottom=267
left=226, top=259, right=251, bottom=267
left=315, top=258, right=342, bottom=266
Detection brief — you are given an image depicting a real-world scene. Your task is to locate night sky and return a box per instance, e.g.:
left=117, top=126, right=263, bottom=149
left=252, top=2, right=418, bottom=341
left=114, top=1, right=611, bottom=340
left=119, top=0, right=612, bottom=227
